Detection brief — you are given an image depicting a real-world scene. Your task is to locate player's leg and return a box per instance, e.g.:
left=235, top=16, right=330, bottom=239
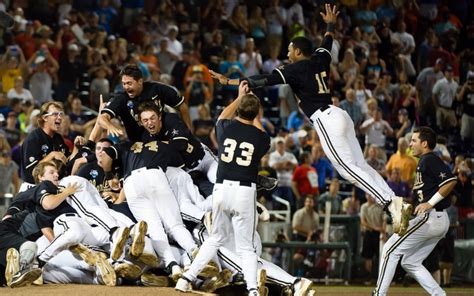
left=177, top=183, right=231, bottom=291
left=43, top=250, right=95, bottom=284
left=149, top=168, right=198, bottom=256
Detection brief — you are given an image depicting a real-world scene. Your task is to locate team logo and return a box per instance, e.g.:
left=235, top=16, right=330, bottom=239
left=127, top=100, right=134, bottom=109
left=439, top=172, right=446, bottom=180
left=41, top=144, right=49, bottom=153
left=29, top=156, right=35, bottom=163
left=171, top=129, right=179, bottom=136
left=40, top=189, right=46, bottom=194
left=90, top=170, right=99, bottom=179
left=82, top=152, right=88, bottom=157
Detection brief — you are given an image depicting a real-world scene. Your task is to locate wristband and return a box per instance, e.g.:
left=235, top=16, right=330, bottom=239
left=427, top=192, right=444, bottom=207
left=327, top=22, right=335, bottom=33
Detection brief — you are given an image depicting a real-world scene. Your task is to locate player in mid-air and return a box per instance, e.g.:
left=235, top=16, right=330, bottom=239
left=175, top=81, right=270, bottom=295
left=209, top=4, right=412, bottom=235
left=373, top=127, right=457, bottom=296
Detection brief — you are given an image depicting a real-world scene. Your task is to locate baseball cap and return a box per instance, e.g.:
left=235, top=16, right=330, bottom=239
left=34, top=56, right=46, bottom=64
left=192, top=65, right=203, bottom=73
left=103, top=146, right=118, bottom=160
left=59, top=19, right=70, bottom=26
left=68, top=43, right=79, bottom=51
left=398, top=108, right=408, bottom=116
left=275, top=137, right=285, bottom=144
left=435, top=58, right=444, bottom=65
left=107, top=35, right=116, bottom=41
left=168, top=25, right=179, bottom=33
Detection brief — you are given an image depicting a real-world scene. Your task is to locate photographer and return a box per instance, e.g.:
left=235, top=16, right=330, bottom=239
left=0, top=45, right=28, bottom=94
left=184, top=66, right=212, bottom=122
left=457, top=72, right=474, bottom=146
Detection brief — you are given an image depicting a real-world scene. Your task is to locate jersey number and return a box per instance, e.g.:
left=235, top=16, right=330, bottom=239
left=220, top=139, right=254, bottom=167
left=315, top=71, right=329, bottom=94
left=416, top=190, right=424, bottom=203
left=131, top=141, right=159, bottom=153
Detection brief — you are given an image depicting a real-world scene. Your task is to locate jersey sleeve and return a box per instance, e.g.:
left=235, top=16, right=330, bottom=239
left=21, top=133, right=42, bottom=183
left=153, top=82, right=184, bottom=109
left=34, top=181, right=58, bottom=208
left=101, top=93, right=126, bottom=119
left=425, top=156, right=457, bottom=188
left=311, top=35, right=333, bottom=66
left=272, top=62, right=302, bottom=86
left=215, top=119, right=232, bottom=143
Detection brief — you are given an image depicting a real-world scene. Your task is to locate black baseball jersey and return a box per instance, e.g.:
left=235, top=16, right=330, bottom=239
left=102, top=81, right=184, bottom=142
left=33, top=180, right=76, bottom=229
left=4, top=186, right=37, bottom=216
left=115, top=138, right=173, bottom=179
left=66, top=140, right=95, bottom=175
left=77, top=161, right=109, bottom=194
left=20, top=128, right=70, bottom=184
left=413, top=152, right=457, bottom=211
left=215, top=119, right=270, bottom=183
left=152, top=112, right=204, bottom=169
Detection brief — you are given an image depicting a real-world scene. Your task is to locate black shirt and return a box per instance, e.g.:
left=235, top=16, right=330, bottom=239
left=215, top=119, right=270, bottom=183
left=77, top=161, right=108, bottom=194
left=153, top=112, right=205, bottom=169
left=33, top=180, right=76, bottom=229
left=20, top=128, right=69, bottom=184
left=461, top=88, right=474, bottom=117
left=102, top=81, right=184, bottom=142
left=5, top=186, right=37, bottom=216
left=413, top=152, right=457, bottom=211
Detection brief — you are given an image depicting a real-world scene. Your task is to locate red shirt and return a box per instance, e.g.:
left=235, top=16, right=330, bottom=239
left=292, top=165, right=319, bottom=196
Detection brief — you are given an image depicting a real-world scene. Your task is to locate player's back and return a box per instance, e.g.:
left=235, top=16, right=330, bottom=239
left=215, top=119, right=270, bottom=184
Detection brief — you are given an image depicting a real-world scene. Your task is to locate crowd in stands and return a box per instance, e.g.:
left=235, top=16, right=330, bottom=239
left=0, top=0, right=473, bottom=286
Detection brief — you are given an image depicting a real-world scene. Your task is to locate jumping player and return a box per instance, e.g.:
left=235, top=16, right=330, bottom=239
left=175, top=81, right=270, bottom=295
left=373, top=127, right=457, bottom=296
left=209, top=4, right=412, bottom=235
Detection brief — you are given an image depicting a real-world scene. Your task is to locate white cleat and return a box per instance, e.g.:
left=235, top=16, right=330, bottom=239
left=110, top=227, right=130, bottom=261
left=5, top=248, right=19, bottom=287
left=170, top=264, right=183, bottom=282
left=294, top=278, right=314, bottom=296
left=96, top=254, right=116, bottom=286
left=129, top=221, right=147, bottom=257
left=175, top=277, right=192, bottom=292
left=388, top=197, right=413, bottom=236
left=257, top=269, right=267, bottom=296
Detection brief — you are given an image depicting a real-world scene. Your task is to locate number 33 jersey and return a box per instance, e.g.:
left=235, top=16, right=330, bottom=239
left=215, top=119, right=270, bottom=183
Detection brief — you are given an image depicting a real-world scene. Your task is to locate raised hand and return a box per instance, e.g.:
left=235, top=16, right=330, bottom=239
left=209, top=70, right=228, bottom=85
left=238, top=80, right=249, bottom=98
left=61, top=182, right=82, bottom=196
left=320, top=3, right=339, bottom=24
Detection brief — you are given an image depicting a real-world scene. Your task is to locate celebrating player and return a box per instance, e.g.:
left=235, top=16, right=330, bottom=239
left=209, top=4, right=412, bottom=235
left=373, top=127, right=457, bottom=296
left=175, top=81, right=270, bottom=295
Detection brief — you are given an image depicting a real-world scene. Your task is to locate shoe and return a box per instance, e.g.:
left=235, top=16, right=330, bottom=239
left=184, top=263, right=219, bottom=279
left=175, top=277, right=192, bottom=292
left=257, top=269, right=267, bottom=296
left=130, top=221, right=147, bottom=257
left=136, top=252, right=160, bottom=267
left=201, top=269, right=233, bottom=292
left=388, top=197, right=413, bottom=236
left=257, top=175, right=278, bottom=191
left=294, top=278, right=313, bottom=296
left=95, top=254, right=116, bottom=286
left=69, top=244, right=98, bottom=266
left=170, top=264, right=183, bottom=282
left=141, top=273, right=170, bottom=287
left=110, top=227, right=131, bottom=261
left=32, top=273, right=43, bottom=285
left=114, top=262, right=142, bottom=280
left=9, top=267, right=42, bottom=288
left=5, top=248, right=19, bottom=287
left=248, top=288, right=259, bottom=296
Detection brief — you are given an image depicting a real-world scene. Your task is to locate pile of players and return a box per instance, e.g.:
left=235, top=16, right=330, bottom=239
left=0, top=62, right=315, bottom=295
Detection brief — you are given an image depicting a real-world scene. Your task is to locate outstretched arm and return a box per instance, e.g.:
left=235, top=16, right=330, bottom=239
left=218, top=81, right=249, bottom=121
left=318, top=4, right=339, bottom=52
left=210, top=70, right=284, bottom=89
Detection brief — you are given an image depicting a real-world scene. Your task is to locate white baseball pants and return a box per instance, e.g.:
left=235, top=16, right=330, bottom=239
left=374, top=210, right=449, bottom=296
left=189, top=143, right=218, bottom=183
left=183, top=180, right=258, bottom=291
left=124, top=168, right=196, bottom=265
left=43, top=250, right=98, bottom=284
left=311, top=105, right=395, bottom=206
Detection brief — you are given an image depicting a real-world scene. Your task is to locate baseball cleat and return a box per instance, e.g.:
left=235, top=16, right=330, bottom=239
left=294, top=278, right=314, bottom=296
left=141, top=273, right=170, bottom=287
left=137, top=252, right=160, bottom=267
left=388, top=197, right=412, bottom=236
left=69, top=244, right=98, bottom=266
left=257, top=175, right=278, bottom=191
left=5, top=248, right=20, bottom=287
left=175, top=277, right=192, bottom=292
left=130, top=221, right=147, bottom=257
left=258, top=268, right=267, bottom=296
left=114, top=262, right=142, bottom=280
left=110, top=226, right=130, bottom=261
left=96, top=254, right=116, bottom=286
left=184, top=263, right=219, bottom=279
left=9, top=267, right=42, bottom=288
left=32, top=273, right=43, bottom=285
left=170, top=264, right=183, bottom=282
left=399, top=202, right=413, bottom=236
left=200, top=268, right=233, bottom=292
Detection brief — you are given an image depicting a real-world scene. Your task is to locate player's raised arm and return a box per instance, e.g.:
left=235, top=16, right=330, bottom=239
left=218, top=81, right=249, bottom=121
left=318, top=4, right=339, bottom=53
left=210, top=68, right=285, bottom=90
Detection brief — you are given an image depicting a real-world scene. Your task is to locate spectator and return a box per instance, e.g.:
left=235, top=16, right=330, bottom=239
left=3, top=112, right=21, bottom=148
left=292, top=196, right=319, bottom=242
left=365, top=144, right=386, bottom=177
left=386, top=168, right=410, bottom=198
left=360, top=194, right=386, bottom=284
left=269, top=136, right=298, bottom=212
left=0, top=46, right=27, bottom=94
left=432, top=65, right=459, bottom=133
left=248, top=6, right=267, bottom=48
left=68, top=97, right=94, bottom=138
left=291, top=129, right=311, bottom=161
left=456, top=72, right=474, bottom=147
left=338, top=48, right=360, bottom=92
left=354, top=76, right=373, bottom=118
left=453, top=162, right=473, bottom=219
left=311, top=142, right=334, bottom=193
left=171, top=49, right=194, bottom=92
left=360, top=47, right=386, bottom=90
left=166, top=25, right=183, bottom=60
left=340, top=88, right=364, bottom=129
left=394, top=108, right=413, bottom=139
left=318, top=178, right=342, bottom=215
left=157, top=37, right=180, bottom=75
left=56, top=43, right=83, bottom=102
left=185, top=66, right=212, bottom=122
left=342, top=188, right=361, bottom=216
left=89, top=65, right=111, bottom=108
left=439, top=196, right=459, bottom=288
left=386, top=137, right=417, bottom=186
left=183, top=55, right=215, bottom=97
left=219, top=47, right=245, bottom=100
left=27, top=50, right=59, bottom=104
left=6, top=76, right=33, bottom=103
left=226, top=5, right=249, bottom=50
left=354, top=2, right=377, bottom=34
left=0, top=135, right=20, bottom=196
left=192, top=104, right=215, bottom=150
left=360, top=108, right=393, bottom=153
left=265, top=0, right=286, bottom=54
left=392, top=21, right=416, bottom=77
left=278, top=84, right=297, bottom=127
left=239, top=37, right=262, bottom=77
left=286, top=111, right=305, bottom=133
left=291, top=152, right=319, bottom=209
left=416, top=58, right=444, bottom=126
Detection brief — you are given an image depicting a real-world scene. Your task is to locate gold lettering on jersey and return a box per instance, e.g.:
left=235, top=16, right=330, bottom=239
left=131, top=141, right=159, bottom=153
left=413, top=171, right=424, bottom=190
left=131, top=142, right=144, bottom=153
left=145, top=141, right=158, bottom=152
left=186, top=143, right=194, bottom=153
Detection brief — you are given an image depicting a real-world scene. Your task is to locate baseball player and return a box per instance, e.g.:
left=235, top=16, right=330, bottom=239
left=209, top=4, right=412, bottom=235
left=97, top=136, right=198, bottom=279
left=20, top=102, right=69, bottom=191
left=175, top=81, right=270, bottom=296
left=373, top=127, right=457, bottom=296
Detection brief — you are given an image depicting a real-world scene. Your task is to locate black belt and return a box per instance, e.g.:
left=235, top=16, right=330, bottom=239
left=215, top=178, right=253, bottom=187
left=319, top=105, right=330, bottom=112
